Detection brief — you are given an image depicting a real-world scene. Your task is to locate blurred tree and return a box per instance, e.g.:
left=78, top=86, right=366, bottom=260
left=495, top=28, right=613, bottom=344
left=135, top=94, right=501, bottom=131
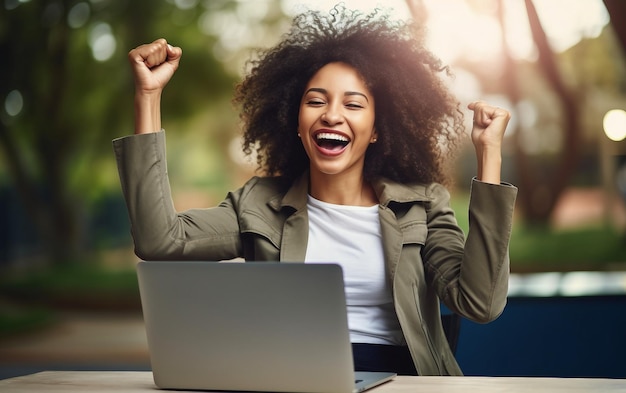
left=496, top=0, right=582, bottom=224
left=603, top=0, right=626, bottom=54
left=407, top=0, right=623, bottom=225
left=0, top=0, right=286, bottom=267
left=497, top=0, right=625, bottom=225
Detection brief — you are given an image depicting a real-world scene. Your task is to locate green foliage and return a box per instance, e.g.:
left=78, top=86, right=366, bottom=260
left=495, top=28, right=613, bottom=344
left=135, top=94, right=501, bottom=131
left=0, top=264, right=138, bottom=336
left=2, top=1, right=623, bottom=272
left=451, top=192, right=626, bottom=271
left=0, top=263, right=140, bottom=307
left=509, top=225, right=626, bottom=271
left=0, top=304, right=56, bottom=339
left=560, top=27, right=626, bottom=93
left=0, top=0, right=288, bottom=266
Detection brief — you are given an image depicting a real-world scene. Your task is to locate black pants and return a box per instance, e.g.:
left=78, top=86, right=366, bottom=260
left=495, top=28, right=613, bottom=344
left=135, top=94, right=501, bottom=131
left=352, top=343, right=418, bottom=376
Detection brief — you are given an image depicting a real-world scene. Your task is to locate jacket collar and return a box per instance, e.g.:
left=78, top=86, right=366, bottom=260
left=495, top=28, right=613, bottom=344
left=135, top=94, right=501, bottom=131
left=268, top=172, right=309, bottom=213
left=269, top=172, right=431, bottom=212
left=371, top=177, right=431, bottom=207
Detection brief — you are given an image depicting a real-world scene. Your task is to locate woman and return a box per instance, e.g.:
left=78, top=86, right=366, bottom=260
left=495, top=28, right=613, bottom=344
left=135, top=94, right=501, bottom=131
left=115, top=5, right=517, bottom=376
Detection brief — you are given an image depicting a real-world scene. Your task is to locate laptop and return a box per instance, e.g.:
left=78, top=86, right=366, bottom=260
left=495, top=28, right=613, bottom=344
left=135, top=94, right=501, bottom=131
left=136, top=261, right=396, bottom=393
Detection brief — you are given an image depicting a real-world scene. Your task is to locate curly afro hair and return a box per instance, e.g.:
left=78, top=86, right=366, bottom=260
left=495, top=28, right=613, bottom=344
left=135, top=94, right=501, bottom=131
left=233, top=4, right=465, bottom=186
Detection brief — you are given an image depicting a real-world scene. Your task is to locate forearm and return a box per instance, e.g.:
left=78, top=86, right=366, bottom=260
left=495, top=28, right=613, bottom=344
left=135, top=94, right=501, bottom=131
left=426, top=181, right=517, bottom=323
left=114, top=131, right=179, bottom=258
left=134, top=92, right=162, bottom=134
left=113, top=131, right=242, bottom=260
left=457, top=180, right=517, bottom=322
left=475, top=145, right=502, bottom=184
left=468, top=101, right=510, bottom=185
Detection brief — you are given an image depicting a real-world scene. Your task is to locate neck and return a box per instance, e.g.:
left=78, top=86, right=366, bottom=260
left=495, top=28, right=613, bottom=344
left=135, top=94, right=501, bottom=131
left=309, top=171, right=378, bottom=206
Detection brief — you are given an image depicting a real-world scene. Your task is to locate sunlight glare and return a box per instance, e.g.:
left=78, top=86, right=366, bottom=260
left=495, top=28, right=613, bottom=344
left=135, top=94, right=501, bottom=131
left=533, top=0, right=609, bottom=53
left=280, top=0, right=409, bottom=20
left=212, top=0, right=609, bottom=76
left=423, top=0, right=609, bottom=63
left=225, top=0, right=610, bottom=67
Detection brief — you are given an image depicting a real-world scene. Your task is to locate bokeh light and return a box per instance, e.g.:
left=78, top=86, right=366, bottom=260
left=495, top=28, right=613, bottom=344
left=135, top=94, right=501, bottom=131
left=4, top=90, right=23, bottom=117
left=67, top=2, right=90, bottom=29
left=603, top=109, right=626, bottom=142
left=88, top=22, right=116, bottom=62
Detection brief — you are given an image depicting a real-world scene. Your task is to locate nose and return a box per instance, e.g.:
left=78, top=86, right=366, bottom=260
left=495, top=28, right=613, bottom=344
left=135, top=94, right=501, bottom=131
left=321, top=104, right=343, bottom=125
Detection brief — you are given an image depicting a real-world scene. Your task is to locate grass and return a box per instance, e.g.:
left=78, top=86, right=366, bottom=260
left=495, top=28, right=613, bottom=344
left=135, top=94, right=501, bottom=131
left=450, top=193, right=626, bottom=272
left=508, top=225, right=626, bottom=272
left=0, top=264, right=140, bottom=310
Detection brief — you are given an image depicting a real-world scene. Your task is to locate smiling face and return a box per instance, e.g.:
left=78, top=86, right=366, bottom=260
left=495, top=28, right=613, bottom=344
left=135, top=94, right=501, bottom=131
left=298, top=62, right=377, bottom=181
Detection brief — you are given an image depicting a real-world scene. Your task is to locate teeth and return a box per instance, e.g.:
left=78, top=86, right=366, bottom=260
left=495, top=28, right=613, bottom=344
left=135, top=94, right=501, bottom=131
left=316, top=132, right=349, bottom=142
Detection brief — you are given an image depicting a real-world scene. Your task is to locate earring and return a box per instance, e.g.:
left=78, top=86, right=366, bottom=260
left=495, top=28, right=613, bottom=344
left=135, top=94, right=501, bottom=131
left=297, top=132, right=301, bottom=138
left=371, top=137, right=377, bottom=143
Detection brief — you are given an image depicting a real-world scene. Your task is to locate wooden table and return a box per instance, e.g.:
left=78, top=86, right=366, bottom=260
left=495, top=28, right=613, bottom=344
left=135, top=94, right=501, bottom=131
left=1, top=371, right=626, bottom=392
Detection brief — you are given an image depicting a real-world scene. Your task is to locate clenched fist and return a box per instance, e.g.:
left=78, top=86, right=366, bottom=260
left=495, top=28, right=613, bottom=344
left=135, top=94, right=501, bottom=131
left=467, top=101, right=511, bottom=184
left=128, top=39, right=182, bottom=134
left=128, top=38, right=182, bottom=96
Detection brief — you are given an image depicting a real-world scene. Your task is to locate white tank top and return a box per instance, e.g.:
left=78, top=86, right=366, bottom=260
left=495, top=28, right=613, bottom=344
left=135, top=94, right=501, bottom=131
left=304, top=195, right=405, bottom=345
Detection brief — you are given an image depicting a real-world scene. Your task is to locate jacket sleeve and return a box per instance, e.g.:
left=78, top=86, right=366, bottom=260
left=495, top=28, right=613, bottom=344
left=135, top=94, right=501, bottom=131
left=423, top=179, right=517, bottom=323
left=113, top=130, right=242, bottom=261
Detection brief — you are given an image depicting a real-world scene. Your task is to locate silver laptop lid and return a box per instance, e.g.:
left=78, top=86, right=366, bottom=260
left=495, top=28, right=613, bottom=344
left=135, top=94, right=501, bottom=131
left=137, top=261, right=358, bottom=393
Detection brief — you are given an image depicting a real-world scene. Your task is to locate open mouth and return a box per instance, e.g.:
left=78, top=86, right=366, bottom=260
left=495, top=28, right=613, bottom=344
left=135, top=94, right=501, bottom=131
left=314, top=132, right=350, bottom=152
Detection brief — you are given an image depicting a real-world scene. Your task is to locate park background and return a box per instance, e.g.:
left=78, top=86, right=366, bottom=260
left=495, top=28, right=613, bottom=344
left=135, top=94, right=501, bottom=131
left=1, top=0, right=626, bottom=380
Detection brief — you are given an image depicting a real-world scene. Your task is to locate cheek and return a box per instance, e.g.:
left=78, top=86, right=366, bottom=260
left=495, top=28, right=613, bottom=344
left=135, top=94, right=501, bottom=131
left=298, top=108, right=315, bottom=130
left=361, top=116, right=376, bottom=135
left=297, top=107, right=305, bottom=129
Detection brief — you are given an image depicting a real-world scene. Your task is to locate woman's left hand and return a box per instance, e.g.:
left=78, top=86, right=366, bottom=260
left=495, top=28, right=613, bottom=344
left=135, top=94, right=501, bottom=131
left=468, top=101, right=511, bottom=149
left=468, top=101, right=511, bottom=184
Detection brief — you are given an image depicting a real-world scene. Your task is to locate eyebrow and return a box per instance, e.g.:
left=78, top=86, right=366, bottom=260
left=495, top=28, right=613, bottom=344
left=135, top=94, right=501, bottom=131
left=304, top=88, right=370, bottom=103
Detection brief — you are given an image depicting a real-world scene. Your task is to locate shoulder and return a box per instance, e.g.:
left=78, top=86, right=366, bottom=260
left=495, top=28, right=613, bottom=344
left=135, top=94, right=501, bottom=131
left=373, top=177, right=443, bottom=206
left=240, top=176, right=289, bottom=193
left=234, top=176, right=291, bottom=203
left=225, top=175, right=303, bottom=215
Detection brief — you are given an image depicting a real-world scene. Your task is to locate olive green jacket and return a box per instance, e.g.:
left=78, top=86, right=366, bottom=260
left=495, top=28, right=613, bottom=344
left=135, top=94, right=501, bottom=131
left=113, top=130, right=517, bottom=376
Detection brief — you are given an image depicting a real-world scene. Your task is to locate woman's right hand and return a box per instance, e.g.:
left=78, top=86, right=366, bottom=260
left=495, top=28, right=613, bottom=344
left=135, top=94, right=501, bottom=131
left=128, top=39, right=182, bottom=134
left=128, top=38, right=182, bottom=96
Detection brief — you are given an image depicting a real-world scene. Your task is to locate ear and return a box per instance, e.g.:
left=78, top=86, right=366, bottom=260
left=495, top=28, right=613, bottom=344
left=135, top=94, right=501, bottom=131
left=370, top=129, right=378, bottom=143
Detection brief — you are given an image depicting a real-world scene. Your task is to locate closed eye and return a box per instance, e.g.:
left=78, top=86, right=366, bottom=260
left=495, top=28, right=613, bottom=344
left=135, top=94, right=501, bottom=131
left=306, top=99, right=325, bottom=106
